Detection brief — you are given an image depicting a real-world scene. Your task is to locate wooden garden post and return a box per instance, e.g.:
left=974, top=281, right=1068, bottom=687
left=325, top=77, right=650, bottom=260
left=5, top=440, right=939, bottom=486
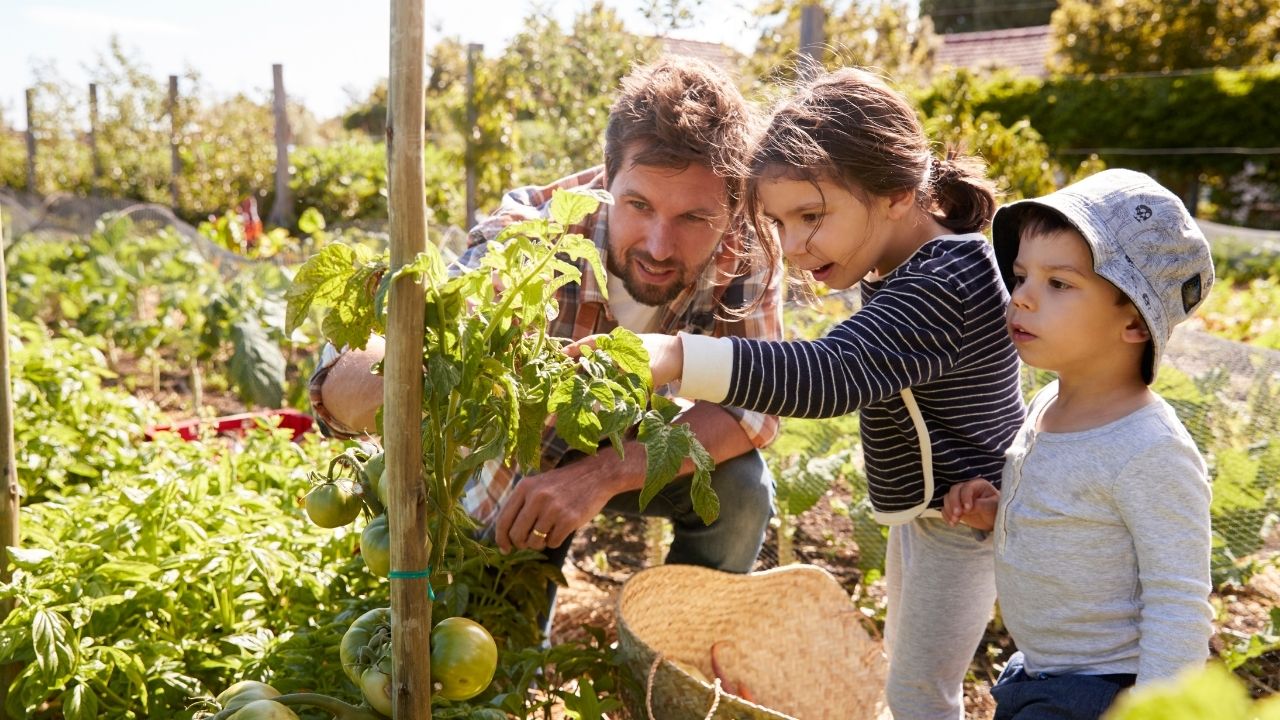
left=168, top=75, right=181, bottom=209
left=268, top=64, right=295, bottom=227
left=386, top=1, right=432, bottom=717
left=24, top=89, right=36, bottom=194
left=89, top=83, right=103, bottom=190
left=0, top=214, right=22, bottom=720
left=799, top=4, right=826, bottom=79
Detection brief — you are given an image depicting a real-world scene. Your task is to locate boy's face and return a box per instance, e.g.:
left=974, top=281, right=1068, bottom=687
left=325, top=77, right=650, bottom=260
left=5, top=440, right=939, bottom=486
left=1006, top=229, right=1147, bottom=380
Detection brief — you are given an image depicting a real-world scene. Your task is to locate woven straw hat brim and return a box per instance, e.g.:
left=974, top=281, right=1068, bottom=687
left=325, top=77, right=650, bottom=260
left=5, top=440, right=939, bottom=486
left=617, top=564, right=887, bottom=720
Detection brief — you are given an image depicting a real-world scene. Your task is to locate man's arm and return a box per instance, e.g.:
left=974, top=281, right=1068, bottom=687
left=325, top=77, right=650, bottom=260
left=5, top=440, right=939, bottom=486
left=493, top=401, right=754, bottom=552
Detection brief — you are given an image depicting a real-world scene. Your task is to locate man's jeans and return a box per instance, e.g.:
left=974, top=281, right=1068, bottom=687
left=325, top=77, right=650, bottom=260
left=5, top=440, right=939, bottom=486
left=539, top=449, right=775, bottom=634
left=991, top=652, right=1136, bottom=720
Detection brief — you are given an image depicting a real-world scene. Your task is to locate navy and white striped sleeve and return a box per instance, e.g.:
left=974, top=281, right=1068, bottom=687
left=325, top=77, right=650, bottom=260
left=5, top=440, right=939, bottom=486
left=719, top=273, right=966, bottom=419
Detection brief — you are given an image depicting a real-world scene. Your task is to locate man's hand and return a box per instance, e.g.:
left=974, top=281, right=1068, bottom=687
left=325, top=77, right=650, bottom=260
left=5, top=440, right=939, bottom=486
left=942, top=478, right=999, bottom=532
left=566, top=332, right=685, bottom=387
left=493, top=452, right=628, bottom=553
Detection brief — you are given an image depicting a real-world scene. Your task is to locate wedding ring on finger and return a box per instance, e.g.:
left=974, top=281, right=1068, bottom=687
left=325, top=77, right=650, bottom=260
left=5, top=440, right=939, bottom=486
left=530, top=529, right=548, bottom=540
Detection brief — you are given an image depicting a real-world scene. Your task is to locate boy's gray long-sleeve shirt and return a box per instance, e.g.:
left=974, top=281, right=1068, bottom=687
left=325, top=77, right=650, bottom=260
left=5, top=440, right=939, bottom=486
left=994, top=382, right=1214, bottom=685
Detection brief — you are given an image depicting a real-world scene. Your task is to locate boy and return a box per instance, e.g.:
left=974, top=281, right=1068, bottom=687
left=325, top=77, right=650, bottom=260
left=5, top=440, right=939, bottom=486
left=943, top=169, right=1216, bottom=720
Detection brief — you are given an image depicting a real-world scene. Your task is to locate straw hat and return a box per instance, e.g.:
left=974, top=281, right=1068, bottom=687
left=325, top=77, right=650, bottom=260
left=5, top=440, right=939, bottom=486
left=616, top=564, right=887, bottom=719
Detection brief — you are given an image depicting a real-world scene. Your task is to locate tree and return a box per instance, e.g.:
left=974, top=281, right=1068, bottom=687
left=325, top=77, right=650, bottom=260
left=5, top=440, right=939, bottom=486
left=1051, top=0, right=1280, bottom=75
left=920, top=0, right=1057, bottom=34
left=746, top=0, right=935, bottom=88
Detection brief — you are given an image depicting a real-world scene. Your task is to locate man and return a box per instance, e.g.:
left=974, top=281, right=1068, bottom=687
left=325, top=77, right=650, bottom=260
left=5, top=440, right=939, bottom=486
left=312, top=56, right=783, bottom=596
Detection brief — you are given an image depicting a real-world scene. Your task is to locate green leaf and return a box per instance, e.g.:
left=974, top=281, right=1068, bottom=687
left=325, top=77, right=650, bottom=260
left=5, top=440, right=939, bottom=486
left=284, top=243, right=359, bottom=333
left=8, top=547, right=53, bottom=569
left=96, top=560, right=160, bottom=584
left=685, top=434, right=718, bottom=525
left=635, top=413, right=689, bottom=510
left=62, top=682, right=99, bottom=720
left=31, top=609, right=77, bottom=681
left=597, top=329, right=651, bottom=385
left=550, top=377, right=605, bottom=455
left=557, top=233, right=608, bottom=293
left=297, top=206, right=326, bottom=235
left=549, top=189, right=605, bottom=227
left=1105, top=662, right=1254, bottom=720
left=229, top=319, right=286, bottom=408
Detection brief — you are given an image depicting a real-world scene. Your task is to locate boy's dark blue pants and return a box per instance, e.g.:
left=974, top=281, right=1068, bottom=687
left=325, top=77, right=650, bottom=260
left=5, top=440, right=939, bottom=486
left=992, top=652, right=1136, bottom=720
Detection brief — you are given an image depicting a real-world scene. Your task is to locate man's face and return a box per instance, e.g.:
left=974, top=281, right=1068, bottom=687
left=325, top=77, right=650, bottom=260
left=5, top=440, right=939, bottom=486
left=605, top=155, right=731, bottom=306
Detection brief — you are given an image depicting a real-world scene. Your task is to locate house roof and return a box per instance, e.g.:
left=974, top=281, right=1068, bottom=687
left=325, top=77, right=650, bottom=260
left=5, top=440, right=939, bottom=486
left=657, top=36, right=743, bottom=73
left=935, top=24, right=1053, bottom=78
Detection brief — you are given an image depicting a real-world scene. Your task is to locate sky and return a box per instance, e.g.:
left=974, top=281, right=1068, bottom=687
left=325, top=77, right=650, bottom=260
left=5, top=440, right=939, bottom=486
left=0, top=0, right=761, bottom=124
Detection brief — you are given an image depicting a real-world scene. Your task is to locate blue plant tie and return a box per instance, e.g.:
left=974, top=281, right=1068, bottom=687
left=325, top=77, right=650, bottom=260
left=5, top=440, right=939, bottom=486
left=388, top=567, right=436, bottom=600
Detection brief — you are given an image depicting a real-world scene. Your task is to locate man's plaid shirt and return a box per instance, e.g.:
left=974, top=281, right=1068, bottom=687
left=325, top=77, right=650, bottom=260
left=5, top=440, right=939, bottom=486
left=312, top=166, right=782, bottom=526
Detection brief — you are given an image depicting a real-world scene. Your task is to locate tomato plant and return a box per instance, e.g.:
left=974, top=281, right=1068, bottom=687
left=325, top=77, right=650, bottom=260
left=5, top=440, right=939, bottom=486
left=431, top=617, right=499, bottom=701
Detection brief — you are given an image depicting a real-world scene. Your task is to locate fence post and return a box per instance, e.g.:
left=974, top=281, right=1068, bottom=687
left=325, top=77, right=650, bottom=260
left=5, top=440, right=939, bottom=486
left=89, top=83, right=103, bottom=189
left=168, top=75, right=180, bottom=208
left=268, top=63, right=295, bottom=227
left=387, top=0, right=431, bottom=717
left=465, top=43, right=482, bottom=227
left=799, top=4, right=826, bottom=79
left=0, top=213, right=22, bottom=720
left=24, top=89, right=36, bottom=194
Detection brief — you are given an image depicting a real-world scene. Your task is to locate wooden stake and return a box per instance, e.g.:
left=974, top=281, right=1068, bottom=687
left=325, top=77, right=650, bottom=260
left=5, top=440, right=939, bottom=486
left=24, top=89, right=35, bottom=194
left=387, top=1, right=431, bottom=717
left=799, top=4, right=826, bottom=79
left=268, top=64, right=295, bottom=227
left=89, top=83, right=103, bottom=189
left=168, top=76, right=181, bottom=208
left=465, top=43, right=482, bottom=227
left=0, top=212, right=23, bottom=720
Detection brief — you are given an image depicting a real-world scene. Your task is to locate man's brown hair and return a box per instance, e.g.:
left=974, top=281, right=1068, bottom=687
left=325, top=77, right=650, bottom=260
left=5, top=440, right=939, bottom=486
left=603, top=56, right=755, bottom=210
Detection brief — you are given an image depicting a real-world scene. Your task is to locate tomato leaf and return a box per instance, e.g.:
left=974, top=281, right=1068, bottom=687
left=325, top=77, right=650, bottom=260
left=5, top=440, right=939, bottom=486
left=549, top=188, right=603, bottom=227
left=229, top=319, right=286, bottom=408
left=549, top=376, right=605, bottom=455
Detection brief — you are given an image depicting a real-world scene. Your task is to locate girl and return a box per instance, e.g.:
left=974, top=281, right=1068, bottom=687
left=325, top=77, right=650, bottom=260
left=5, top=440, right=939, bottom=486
left=633, top=69, right=1027, bottom=719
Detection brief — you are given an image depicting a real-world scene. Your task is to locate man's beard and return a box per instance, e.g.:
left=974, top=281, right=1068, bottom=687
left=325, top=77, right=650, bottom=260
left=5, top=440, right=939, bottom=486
left=605, top=246, right=691, bottom=307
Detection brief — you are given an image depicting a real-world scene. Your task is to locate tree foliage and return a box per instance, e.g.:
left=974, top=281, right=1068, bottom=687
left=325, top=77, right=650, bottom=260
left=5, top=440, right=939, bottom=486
left=745, top=0, right=935, bottom=88
left=1051, top=0, right=1280, bottom=75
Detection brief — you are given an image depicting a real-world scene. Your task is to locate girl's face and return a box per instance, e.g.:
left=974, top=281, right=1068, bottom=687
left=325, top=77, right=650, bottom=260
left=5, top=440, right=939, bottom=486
left=757, top=176, right=894, bottom=290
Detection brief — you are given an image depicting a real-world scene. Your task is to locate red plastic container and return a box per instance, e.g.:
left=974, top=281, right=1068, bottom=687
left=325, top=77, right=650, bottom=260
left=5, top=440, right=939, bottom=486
left=145, top=408, right=315, bottom=442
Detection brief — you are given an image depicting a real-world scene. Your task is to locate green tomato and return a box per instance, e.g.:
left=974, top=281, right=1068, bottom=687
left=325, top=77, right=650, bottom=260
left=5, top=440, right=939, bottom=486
left=376, top=468, right=389, bottom=507
left=363, top=452, right=386, bottom=490
left=361, top=514, right=391, bottom=578
left=216, top=681, right=280, bottom=714
left=304, top=481, right=362, bottom=528
left=227, top=699, right=299, bottom=720
left=431, top=617, right=498, bottom=701
left=340, top=607, right=391, bottom=684
left=359, top=654, right=394, bottom=716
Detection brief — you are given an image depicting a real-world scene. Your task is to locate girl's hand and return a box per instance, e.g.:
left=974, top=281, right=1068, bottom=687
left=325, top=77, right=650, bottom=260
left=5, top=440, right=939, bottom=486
left=943, top=478, right=999, bottom=532
left=564, top=333, right=686, bottom=387
left=638, top=333, right=684, bottom=387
